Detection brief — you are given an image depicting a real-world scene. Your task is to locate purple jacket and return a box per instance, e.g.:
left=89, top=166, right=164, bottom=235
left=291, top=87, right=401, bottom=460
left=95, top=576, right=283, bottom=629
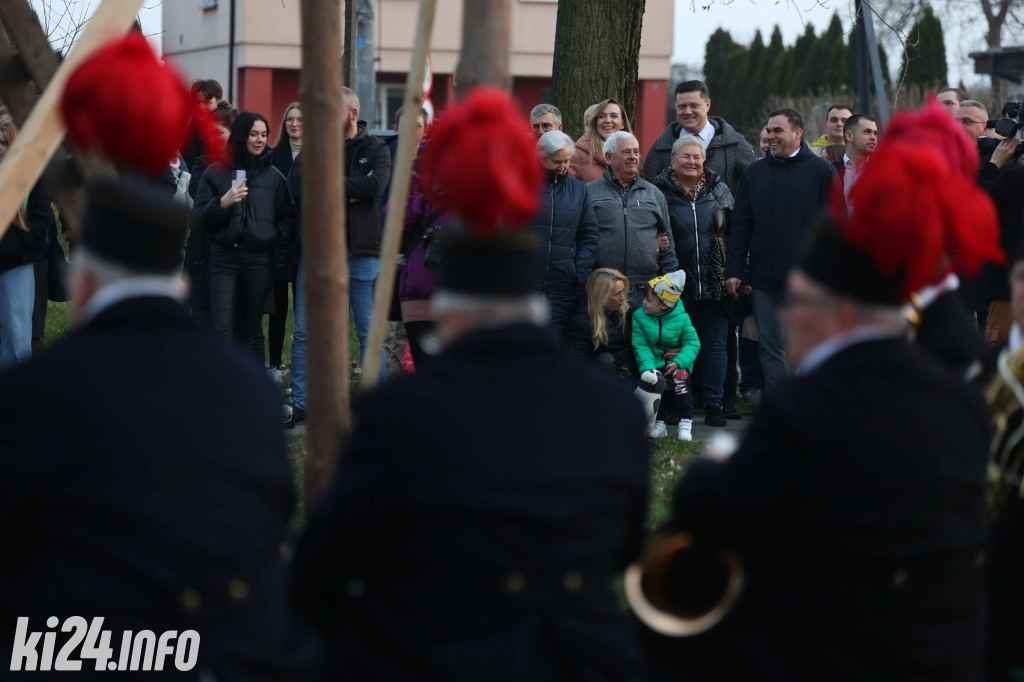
left=398, top=182, right=444, bottom=302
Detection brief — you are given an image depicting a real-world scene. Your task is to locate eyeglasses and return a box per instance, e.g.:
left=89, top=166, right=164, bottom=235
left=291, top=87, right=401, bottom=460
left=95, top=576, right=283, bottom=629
left=530, top=122, right=555, bottom=132
left=286, top=117, right=303, bottom=125
left=779, top=292, right=837, bottom=309
left=957, top=117, right=984, bottom=127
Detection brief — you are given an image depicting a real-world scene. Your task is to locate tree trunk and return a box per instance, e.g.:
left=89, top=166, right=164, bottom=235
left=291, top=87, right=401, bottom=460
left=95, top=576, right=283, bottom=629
left=301, top=0, right=350, bottom=502
left=551, top=0, right=645, bottom=141
left=454, top=0, right=511, bottom=97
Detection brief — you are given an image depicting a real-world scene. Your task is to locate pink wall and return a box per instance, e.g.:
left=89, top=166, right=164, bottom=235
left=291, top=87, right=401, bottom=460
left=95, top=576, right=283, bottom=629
left=270, top=70, right=301, bottom=145
left=237, top=67, right=273, bottom=123
left=636, top=80, right=667, bottom=155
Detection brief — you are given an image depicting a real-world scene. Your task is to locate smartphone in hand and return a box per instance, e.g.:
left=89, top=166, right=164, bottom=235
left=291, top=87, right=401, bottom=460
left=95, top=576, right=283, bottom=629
left=235, top=170, right=246, bottom=186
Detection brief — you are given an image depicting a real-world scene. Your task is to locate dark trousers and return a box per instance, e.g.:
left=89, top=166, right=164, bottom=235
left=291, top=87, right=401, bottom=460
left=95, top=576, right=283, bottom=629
left=656, top=369, right=694, bottom=424
left=739, top=324, right=764, bottom=392
left=266, top=281, right=293, bottom=367
left=208, top=243, right=274, bottom=363
left=687, top=301, right=729, bottom=406
left=404, top=320, right=434, bottom=371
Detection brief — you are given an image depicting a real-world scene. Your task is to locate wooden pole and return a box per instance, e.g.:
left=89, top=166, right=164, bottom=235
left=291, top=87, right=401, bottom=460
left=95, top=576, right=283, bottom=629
left=341, top=0, right=357, bottom=87
left=301, top=0, right=350, bottom=501
left=454, top=0, right=511, bottom=97
left=359, top=0, right=437, bottom=390
left=0, top=0, right=144, bottom=242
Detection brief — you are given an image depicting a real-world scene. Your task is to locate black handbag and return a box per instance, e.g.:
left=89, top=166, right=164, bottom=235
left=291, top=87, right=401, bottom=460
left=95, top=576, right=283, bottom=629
left=47, top=240, right=70, bottom=303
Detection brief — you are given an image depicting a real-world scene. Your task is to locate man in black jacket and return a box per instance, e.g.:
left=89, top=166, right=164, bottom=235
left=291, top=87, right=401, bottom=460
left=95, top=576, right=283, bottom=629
left=0, top=179, right=314, bottom=680
left=292, top=87, right=649, bottom=682
left=649, top=213, right=990, bottom=681
left=288, top=87, right=392, bottom=425
left=724, top=108, right=835, bottom=392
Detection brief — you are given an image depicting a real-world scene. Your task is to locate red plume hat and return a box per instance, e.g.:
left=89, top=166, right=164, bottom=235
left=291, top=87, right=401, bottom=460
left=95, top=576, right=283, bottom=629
left=799, top=100, right=1003, bottom=304
left=417, top=87, right=544, bottom=296
left=61, top=32, right=224, bottom=176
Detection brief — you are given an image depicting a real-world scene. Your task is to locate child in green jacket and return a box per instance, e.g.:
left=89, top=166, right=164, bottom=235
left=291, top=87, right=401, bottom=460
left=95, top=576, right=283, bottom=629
left=632, top=270, right=701, bottom=440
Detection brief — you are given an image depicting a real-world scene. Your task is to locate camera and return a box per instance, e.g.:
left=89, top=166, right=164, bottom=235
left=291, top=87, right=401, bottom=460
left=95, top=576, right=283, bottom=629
left=978, top=102, right=1024, bottom=162
left=423, top=223, right=444, bottom=270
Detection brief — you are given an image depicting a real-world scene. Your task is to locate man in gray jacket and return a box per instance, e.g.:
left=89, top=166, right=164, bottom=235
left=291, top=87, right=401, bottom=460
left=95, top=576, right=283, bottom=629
left=589, top=131, right=676, bottom=306
left=643, top=80, right=757, bottom=193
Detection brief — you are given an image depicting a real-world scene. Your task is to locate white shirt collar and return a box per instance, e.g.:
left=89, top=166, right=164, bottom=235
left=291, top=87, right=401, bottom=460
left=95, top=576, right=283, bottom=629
left=914, top=272, right=959, bottom=309
left=798, top=324, right=903, bottom=375
left=79, top=275, right=188, bottom=326
left=1011, top=323, right=1022, bottom=353
left=683, top=120, right=716, bottom=148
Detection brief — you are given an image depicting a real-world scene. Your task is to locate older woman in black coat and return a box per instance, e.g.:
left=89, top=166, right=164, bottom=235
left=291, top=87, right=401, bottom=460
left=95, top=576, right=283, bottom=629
left=529, top=130, right=599, bottom=332
left=653, top=134, right=735, bottom=426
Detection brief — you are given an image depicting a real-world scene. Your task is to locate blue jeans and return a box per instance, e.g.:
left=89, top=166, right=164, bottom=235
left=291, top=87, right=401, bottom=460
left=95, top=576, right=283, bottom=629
left=752, top=288, right=788, bottom=393
left=349, top=256, right=387, bottom=386
left=686, top=300, right=728, bottom=405
left=291, top=255, right=386, bottom=410
left=0, top=263, right=35, bottom=368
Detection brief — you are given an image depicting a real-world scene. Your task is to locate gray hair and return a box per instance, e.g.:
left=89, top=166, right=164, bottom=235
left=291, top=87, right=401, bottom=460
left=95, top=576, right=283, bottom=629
left=671, top=134, right=706, bottom=159
left=536, top=130, right=574, bottom=158
left=603, top=130, right=637, bottom=156
left=958, top=100, right=988, bottom=119
left=530, top=103, right=562, bottom=126
left=431, top=291, right=547, bottom=333
left=583, top=103, right=599, bottom=129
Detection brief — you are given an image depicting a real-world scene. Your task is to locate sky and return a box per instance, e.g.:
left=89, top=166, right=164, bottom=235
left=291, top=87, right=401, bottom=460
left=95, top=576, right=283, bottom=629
left=671, top=0, right=988, bottom=88
left=31, top=0, right=988, bottom=89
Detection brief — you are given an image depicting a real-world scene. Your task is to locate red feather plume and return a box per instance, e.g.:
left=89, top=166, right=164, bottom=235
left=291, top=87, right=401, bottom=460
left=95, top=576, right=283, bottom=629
left=830, top=97, right=1004, bottom=299
left=61, top=32, right=225, bottom=176
left=418, top=87, right=543, bottom=238
left=835, top=136, right=1003, bottom=299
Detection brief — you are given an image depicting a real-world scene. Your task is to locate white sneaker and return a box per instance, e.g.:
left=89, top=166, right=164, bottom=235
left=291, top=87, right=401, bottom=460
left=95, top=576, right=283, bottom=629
left=678, top=419, right=693, bottom=442
left=649, top=420, right=668, bottom=438
left=267, top=367, right=283, bottom=387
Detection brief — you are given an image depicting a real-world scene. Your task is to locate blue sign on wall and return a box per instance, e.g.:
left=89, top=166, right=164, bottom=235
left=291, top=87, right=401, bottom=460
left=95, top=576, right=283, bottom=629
left=357, top=36, right=366, bottom=50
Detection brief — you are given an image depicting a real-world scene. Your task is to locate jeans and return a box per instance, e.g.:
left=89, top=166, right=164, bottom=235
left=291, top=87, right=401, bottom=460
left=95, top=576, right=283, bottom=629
left=291, top=259, right=308, bottom=409
left=207, top=244, right=274, bottom=363
left=291, top=255, right=386, bottom=410
left=752, top=288, right=788, bottom=393
left=0, top=263, right=35, bottom=368
left=349, top=256, right=387, bottom=386
left=687, top=300, right=728, bottom=405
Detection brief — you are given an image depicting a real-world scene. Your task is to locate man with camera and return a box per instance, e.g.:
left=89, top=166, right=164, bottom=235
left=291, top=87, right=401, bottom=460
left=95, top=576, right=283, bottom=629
left=968, top=101, right=1024, bottom=344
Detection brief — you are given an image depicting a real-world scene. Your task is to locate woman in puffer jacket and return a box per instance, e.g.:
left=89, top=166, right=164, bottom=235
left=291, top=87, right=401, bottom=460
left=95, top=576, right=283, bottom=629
left=653, top=134, right=735, bottom=426
left=0, top=117, right=54, bottom=367
left=193, top=111, right=296, bottom=361
left=529, top=131, right=599, bottom=333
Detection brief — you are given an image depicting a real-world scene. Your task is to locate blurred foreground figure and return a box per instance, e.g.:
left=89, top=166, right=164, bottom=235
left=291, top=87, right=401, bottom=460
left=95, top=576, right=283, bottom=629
left=0, top=34, right=313, bottom=680
left=291, top=88, right=650, bottom=682
left=640, top=103, right=1001, bottom=682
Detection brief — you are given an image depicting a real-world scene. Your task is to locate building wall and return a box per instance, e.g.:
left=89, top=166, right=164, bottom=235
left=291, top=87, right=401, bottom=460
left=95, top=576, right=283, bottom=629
left=163, top=0, right=673, bottom=148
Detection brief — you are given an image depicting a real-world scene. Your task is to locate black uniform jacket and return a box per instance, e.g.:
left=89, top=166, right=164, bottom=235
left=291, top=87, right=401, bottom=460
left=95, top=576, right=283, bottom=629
left=0, top=296, right=314, bottom=681
left=291, top=323, right=650, bottom=682
left=654, top=337, right=990, bottom=682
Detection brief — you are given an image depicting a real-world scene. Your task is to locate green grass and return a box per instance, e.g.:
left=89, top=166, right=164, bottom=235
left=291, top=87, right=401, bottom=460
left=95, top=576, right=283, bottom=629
left=646, top=439, right=704, bottom=526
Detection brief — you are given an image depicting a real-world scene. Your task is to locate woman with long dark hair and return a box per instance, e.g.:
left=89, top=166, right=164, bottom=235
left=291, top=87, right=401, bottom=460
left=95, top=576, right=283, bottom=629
left=265, top=102, right=302, bottom=373
left=193, top=111, right=296, bottom=361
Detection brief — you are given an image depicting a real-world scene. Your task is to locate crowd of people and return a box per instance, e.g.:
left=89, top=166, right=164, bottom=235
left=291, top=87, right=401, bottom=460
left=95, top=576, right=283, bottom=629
left=3, top=27, right=1024, bottom=680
